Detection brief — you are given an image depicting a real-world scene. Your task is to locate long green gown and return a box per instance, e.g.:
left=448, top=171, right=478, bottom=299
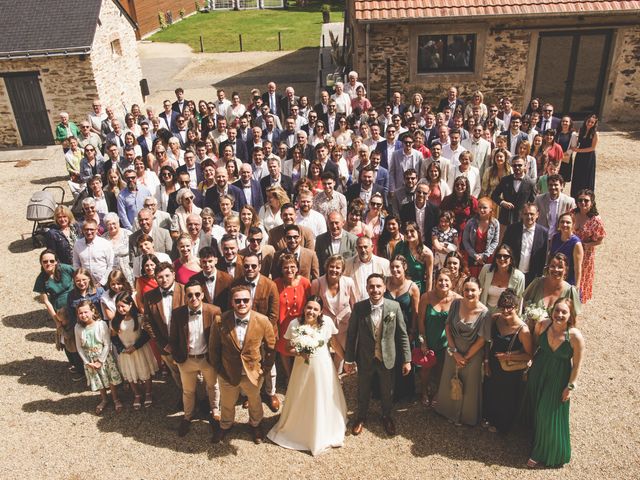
left=523, top=327, right=573, bottom=466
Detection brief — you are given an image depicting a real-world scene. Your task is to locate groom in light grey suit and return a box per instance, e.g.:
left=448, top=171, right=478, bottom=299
left=344, top=273, right=411, bottom=436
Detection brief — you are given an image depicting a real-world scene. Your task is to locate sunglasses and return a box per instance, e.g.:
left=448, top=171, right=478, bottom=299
left=285, top=235, right=300, bottom=240
left=577, top=198, right=590, bottom=203
left=187, top=292, right=202, bottom=299
left=248, top=237, right=262, bottom=243
left=125, top=177, right=136, bottom=181
left=161, top=172, right=173, bottom=177
left=42, top=259, right=57, bottom=264
left=234, top=298, right=251, bottom=304
left=370, top=202, right=383, bottom=207
left=496, top=254, right=511, bottom=260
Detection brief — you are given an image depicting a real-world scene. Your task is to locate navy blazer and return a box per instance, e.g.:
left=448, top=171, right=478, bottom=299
left=261, top=128, right=281, bottom=146
left=375, top=140, right=402, bottom=170
left=260, top=174, right=294, bottom=202
left=502, top=221, right=549, bottom=281
left=373, top=166, right=390, bottom=195
left=261, top=91, right=283, bottom=117
left=205, top=184, right=246, bottom=216
left=219, top=139, right=249, bottom=163
left=437, top=97, right=465, bottom=114
left=491, top=175, right=536, bottom=225
left=500, top=130, right=530, bottom=152
left=167, top=188, right=204, bottom=216
left=345, top=183, right=388, bottom=210
left=176, top=163, right=204, bottom=186
left=159, top=110, right=180, bottom=133
left=137, top=135, right=154, bottom=159
left=171, top=99, right=191, bottom=114
left=399, top=201, right=440, bottom=249
left=232, top=178, right=264, bottom=211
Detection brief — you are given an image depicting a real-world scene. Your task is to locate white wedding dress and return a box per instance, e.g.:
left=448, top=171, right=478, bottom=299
left=267, top=318, right=347, bottom=456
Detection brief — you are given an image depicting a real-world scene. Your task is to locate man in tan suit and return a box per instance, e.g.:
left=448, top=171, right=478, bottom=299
left=143, top=262, right=185, bottom=393
left=267, top=203, right=315, bottom=250
left=344, top=236, right=391, bottom=299
left=232, top=253, right=280, bottom=411
left=190, top=246, right=233, bottom=311
left=170, top=281, right=222, bottom=437
left=239, top=226, right=275, bottom=278
left=210, top=285, right=276, bottom=444
left=271, top=224, right=319, bottom=280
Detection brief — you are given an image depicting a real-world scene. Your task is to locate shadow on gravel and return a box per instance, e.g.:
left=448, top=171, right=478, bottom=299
left=0, top=357, right=84, bottom=395
left=25, top=330, right=56, bottom=344
left=2, top=310, right=50, bottom=329
left=8, top=238, right=36, bottom=254
left=31, top=175, right=68, bottom=185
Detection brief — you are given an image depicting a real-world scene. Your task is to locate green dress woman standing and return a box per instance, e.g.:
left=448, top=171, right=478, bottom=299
left=523, top=297, right=585, bottom=468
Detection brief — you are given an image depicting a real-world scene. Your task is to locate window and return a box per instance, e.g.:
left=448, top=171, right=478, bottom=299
left=417, top=34, right=476, bottom=73
left=110, top=38, right=122, bottom=57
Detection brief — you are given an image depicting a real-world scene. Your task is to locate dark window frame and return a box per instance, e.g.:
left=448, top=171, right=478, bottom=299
left=417, top=33, right=477, bottom=74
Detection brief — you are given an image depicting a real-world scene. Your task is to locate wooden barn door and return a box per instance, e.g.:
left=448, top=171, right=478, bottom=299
left=2, top=72, right=53, bottom=146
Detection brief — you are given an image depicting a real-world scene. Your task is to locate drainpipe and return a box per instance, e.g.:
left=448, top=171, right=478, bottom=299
left=365, top=23, right=370, bottom=96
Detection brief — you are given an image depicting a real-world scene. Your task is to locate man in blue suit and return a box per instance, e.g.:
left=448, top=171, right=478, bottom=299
left=369, top=150, right=389, bottom=197
left=136, top=120, right=155, bottom=159
left=233, top=163, right=264, bottom=211
left=500, top=115, right=529, bottom=156
left=375, top=126, right=402, bottom=170
left=346, top=165, right=388, bottom=210
left=204, top=167, right=246, bottom=217
left=261, top=115, right=281, bottom=146
left=219, top=127, right=249, bottom=163
left=159, top=99, right=180, bottom=133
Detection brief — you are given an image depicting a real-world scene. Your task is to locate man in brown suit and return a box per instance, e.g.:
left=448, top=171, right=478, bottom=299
left=170, top=280, right=222, bottom=437
left=239, top=226, right=275, bottom=277
left=210, top=285, right=276, bottom=444
left=271, top=224, right=319, bottom=280
left=217, top=234, right=244, bottom=279
left=190, top=246, right=232, bottom=311
left=232, top=253, right=280, bottom=411
left=267, top=203, right=315, bottom=250
left=143, top=262, right=185, bottom=392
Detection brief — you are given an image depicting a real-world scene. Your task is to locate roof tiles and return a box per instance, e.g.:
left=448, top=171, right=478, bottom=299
left=354, top=0, right=640, bottom=21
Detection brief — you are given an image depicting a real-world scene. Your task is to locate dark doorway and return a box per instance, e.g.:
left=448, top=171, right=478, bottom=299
left=531, top=30, right=612, bottom=118
left=2, top=72, right=53, bottom=146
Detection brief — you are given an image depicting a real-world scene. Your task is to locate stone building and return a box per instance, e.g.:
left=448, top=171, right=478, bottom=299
left=346, top=0, right=640, bottom=122
left=0, top=0, right=144, bottom=147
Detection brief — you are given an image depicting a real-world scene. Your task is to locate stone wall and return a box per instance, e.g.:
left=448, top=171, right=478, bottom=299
left=607, top=26, right=640, bottom=122
left=0, top=56, right=98, bottom=147
left=91, top=0, right=143, bottom=118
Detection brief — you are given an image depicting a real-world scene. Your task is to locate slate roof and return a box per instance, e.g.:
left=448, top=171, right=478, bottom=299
left=0, top=0, right=102, bottom=58
left=353, top=0, right=640, bottom=21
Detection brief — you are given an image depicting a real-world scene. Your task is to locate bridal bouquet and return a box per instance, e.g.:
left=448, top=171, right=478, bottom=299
left=291, top=324, right=325, bottom=364
left=523, top=304, right=549, bottom=328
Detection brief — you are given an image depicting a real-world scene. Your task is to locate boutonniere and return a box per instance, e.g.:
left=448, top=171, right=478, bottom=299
left=384, top=312, right=396, bottom=324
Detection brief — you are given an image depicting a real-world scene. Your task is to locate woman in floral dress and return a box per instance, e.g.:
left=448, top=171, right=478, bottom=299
left=573, top=189, right=606, bottom=303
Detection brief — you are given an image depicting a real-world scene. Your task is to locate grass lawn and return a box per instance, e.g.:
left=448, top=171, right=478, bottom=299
left=149, top=1, right=344, bottom=53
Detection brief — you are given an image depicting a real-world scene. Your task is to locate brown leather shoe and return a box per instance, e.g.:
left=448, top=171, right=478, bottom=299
left=265, top=394, right=280, bottom=412
left=211, top=426, right=229, bottom=444
left=177, top=418, right=191, bottom=437
left=382, top=416, right=396, bottom=436
left=252, top=424, right=264, bottom=444
left=351, top=419, right=365, bottom=436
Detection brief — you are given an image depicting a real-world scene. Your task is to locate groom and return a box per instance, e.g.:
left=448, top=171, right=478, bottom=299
left=344, top=273, right=411, bottom=436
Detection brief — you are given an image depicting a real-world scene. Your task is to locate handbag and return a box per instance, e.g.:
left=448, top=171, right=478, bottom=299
left=498, top=324, right=531, bottom=372
left=450, top=366, right=463, bottom=401
left=411, top=346, right=436, bottom=368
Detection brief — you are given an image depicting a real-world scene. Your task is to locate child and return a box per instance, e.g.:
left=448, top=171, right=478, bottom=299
left=74, top=300, right=123, bottom=414
left=111, top=292, right=158, bottom=410
left=536, top=159, right=560, bottom=194
left=100, top=269, right=133, bottom=323
left=431, top=210, right=459, bottom=269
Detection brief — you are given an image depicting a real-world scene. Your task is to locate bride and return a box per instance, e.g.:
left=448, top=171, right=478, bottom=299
left=267, top=295, right=347, bottom=455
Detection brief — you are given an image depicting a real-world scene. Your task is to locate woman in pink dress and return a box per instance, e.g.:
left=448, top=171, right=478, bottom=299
left=573, top=189, right=606, bottom=303
left=275, top=253, right=311, bottom=381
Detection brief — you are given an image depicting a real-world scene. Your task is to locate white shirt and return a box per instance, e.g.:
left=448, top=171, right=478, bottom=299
left=509, top=132, right=521, bottom=156
left=72, top=236, right=114, bottom=285
left=296, top=210, right=327, bottom=237
left=461, top=137, right=491, bottom=172
left=215, top=99, right=231, bottom=118
left=354, top=259, right=375, bottom=299
left=415, top=204, right=426, bottom=238
left=513, top=177, right=523, bottom=193
left=186, top=165, right=198, bottom=188
left=548, top=197, right=560, bottom=233
left=331, top=92, right=352, bottom=116
left=519, top=225, right=535, bottom=273
left=160, top=285, right=175, bottom=330
left=240, top=182, right=253, bottom=206
left=447, top=164, right=481, bottom=197
left=235, top=314, right=250, bottom=348
left=359, top=186, right=373, bottom=206
left=502, top=111, right=513, bottom=130
left=331, top=235, right=342, bottom=255
left=252, top=162, right=269, bottom=182
left=443, top=144, right=465, bottom=166
left=187, top=309, right=207, bottom=355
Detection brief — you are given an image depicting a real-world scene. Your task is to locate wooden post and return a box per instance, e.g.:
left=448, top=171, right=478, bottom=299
left=199, top=35, right=204, bottom=53
left=386, top=58, right=391, bottom=105
left=239, top=34, right=243, bottom=52
left=320, top=50, right=324, bottom=69
left=322, top=34, right=325, bottom=48
left=278, top=31, right=282, bottom=51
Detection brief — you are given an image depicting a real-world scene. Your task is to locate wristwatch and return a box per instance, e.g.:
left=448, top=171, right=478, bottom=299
left=567, top=383, right=576, bottom=391
left=447, top=347, right=457, bottom=356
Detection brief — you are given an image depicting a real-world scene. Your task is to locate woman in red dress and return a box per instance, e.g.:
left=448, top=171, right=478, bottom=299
left=274, top=253, right=311, bottom=381
left=440, top=176, right=479, bottom=239
left=173, top=233, right=201, bottom=285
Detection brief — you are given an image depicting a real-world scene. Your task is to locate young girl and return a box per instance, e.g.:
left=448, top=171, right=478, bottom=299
left=111, top=292, right=158, bottom=410
left=101, top=269, right=133, bottom=322
left=74, top=301, right=123, bottom=414
left=431, top=211, right=459, bottom=270
left=536, top=157, right=560, bottom=194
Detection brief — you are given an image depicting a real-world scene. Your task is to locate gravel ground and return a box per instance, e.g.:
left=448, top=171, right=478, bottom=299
left=0, top=131, right=638, bottom=478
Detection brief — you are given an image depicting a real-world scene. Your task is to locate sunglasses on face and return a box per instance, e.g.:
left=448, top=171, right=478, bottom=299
left=187, top=292, right=202, bottom=299
left=42, top=259, right=56, bottom=264
left=234, top=298, right=251, bottom=304
left=496, top=254, right=511, bottom=260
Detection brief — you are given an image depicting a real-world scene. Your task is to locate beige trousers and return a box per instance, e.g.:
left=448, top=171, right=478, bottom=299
left=219, top=374, right=264, bottom=430
left=176, top=356, right=218, bottom=420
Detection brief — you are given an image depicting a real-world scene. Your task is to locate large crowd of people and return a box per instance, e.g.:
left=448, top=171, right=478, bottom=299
left=35, top=75, right=604, bottom=465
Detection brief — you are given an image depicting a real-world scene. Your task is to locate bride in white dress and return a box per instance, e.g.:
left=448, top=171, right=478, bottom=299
left=268, top=295, right=347, bottom=455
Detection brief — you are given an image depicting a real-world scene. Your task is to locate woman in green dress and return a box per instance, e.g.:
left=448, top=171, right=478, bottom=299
left=523, top=297, right=585, bottom=468
left=416, top=268, right=461, bottom=406
left=393, top=221, right=434, bottom=294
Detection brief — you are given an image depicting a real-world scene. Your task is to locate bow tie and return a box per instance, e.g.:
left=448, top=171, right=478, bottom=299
left=189, top=310, right=201, bottom=316
left=371, top=304, right=383, bottom=312
left=161, top=289, right=173, bottom=297
left=244, top=280, right=256, bottom=287
left=236, top=317, right=249, bottom=326
left=204, top=275, right=215, bottom=282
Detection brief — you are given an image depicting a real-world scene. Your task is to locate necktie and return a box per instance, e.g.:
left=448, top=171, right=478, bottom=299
left=161, top=289, right=173, bottom=297
left=189, top=310, right=201, bottom=316
left=236, top=317, right=249, bottom=326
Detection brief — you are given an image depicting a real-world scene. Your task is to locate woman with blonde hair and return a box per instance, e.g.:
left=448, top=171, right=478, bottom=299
left=259, top=185, right=289, bottom=232
left=464, top=90, right=487, bottom=122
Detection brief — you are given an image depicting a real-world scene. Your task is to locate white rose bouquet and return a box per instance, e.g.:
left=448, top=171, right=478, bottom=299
left=291, top=324, right=325, bottom=364
left=523, top=304, right=549, bottom=328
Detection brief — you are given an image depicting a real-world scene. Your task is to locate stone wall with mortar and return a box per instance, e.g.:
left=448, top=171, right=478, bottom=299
left=606, top=26, right=640, bottom=122
left=0, top=56, right=98, bottom=147
left=91, top=0, right=143, bottom=118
